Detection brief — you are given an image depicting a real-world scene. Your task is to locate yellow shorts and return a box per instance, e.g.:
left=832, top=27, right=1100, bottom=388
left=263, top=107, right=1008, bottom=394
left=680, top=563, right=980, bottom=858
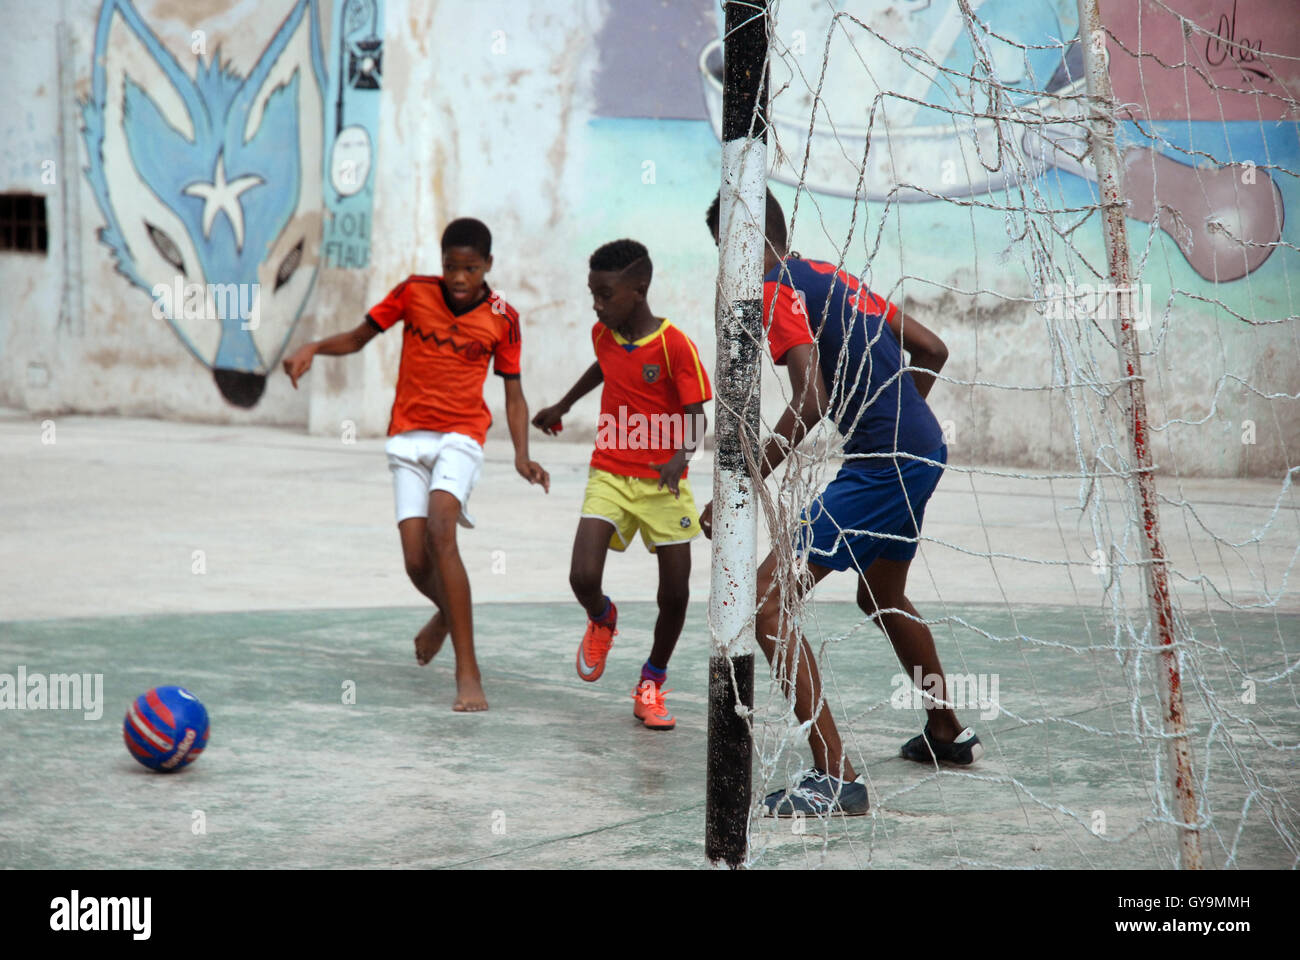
left=581, top=468, right=702, bottom=553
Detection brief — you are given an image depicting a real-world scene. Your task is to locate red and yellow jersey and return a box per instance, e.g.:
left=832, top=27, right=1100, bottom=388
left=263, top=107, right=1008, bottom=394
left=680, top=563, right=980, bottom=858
left=366, top=276, right=521, bottom=443
left=590, top=319, right=712, bottom=480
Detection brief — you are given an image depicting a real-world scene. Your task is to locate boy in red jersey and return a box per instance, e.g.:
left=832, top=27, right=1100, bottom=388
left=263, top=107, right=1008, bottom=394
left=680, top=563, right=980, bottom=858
left=533, top=240, right=710, bottom=730
left=283, top=218, right=550, bottom=712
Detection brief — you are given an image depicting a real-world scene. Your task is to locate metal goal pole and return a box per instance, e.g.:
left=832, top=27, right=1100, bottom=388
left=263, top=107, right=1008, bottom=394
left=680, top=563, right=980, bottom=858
left=706, top=0, right=769, bottom=869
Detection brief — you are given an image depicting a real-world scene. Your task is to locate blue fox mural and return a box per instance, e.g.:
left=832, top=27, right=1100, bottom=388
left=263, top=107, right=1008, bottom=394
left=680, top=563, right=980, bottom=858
left=82, top=0, right=327, bottom=407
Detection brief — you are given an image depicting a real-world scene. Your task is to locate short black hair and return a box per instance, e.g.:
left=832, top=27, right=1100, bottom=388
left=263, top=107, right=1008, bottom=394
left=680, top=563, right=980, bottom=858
left=589, top=238, right=652, bottom=285
left=441, top=217, right=492, bottom=259
left=705, top=188, right=787, bottom=250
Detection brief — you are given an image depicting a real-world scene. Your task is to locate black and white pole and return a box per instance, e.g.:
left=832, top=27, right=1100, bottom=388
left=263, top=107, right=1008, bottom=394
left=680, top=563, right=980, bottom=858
left=706, top=0, right=768, bottom=869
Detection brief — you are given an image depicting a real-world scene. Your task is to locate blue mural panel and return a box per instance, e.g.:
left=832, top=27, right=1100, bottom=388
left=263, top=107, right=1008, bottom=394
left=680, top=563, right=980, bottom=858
left=323, top=0, right=383, bottom=271
left=82, top=0, right=327, bottom=407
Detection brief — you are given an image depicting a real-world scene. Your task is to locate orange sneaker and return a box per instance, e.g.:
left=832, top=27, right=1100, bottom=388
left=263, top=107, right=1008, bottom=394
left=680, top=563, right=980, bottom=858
left=576, top=605, right=617, bottom=682
left=633, top=680, right=676, bottom=730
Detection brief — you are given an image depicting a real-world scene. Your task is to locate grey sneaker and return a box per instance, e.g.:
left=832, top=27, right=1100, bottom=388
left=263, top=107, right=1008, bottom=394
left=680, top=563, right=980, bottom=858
left=761, top=770, right=870, bottom=817
left=900, top=725, right=984, bottom=765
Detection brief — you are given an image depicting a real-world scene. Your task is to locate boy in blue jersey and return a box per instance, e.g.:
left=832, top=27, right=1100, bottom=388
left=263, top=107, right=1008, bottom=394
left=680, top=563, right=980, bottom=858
left=704, top=191, right=983, bottom=816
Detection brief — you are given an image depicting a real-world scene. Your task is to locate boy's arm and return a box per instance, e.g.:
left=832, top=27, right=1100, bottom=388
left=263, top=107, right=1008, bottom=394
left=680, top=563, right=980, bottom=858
left=884, top=308, right=948, bottom=399
left=701, top=345, right=825, bottom=537
left=504, top=377, right=550, bottom=493
left=652, top=401, right=707, bottom=498
left=757, top=342, right=829, bottom=480
left=282, top=320, right=379, bottom=389
left=532, top=361, right=604, bottom=434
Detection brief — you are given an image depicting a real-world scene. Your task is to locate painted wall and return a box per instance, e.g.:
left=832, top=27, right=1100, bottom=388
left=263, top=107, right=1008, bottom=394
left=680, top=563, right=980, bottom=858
left=0, top=0, right=1295, bottom=476
left=1, top=3, right=73, bottom=414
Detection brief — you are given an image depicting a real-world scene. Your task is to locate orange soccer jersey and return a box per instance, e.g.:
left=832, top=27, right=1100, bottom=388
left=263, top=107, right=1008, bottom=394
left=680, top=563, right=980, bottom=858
left=590, top=319, right=712, bottom=480
left=366, top=276, right=521, bottom=443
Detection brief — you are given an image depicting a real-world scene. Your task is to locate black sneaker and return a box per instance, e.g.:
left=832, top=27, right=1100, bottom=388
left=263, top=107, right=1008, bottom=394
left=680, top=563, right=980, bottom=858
left=900, top=725, right=984, bottom=765
left=761, top=770, right=870, bottom=817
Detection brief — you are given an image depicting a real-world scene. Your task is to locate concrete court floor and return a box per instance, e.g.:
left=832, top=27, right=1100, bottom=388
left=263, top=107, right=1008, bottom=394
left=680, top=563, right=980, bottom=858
left=1, top=410, right=1297, bottom=869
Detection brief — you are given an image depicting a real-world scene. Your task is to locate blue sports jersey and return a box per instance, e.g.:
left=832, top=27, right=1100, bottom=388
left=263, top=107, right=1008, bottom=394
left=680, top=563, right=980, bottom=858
left=763, top=257, right=943, bottom=467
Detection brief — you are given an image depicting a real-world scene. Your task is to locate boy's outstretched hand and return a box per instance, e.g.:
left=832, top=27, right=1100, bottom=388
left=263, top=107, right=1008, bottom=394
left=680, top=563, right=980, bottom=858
left=699, top=500, right=713, bottom=539
left=282, top=345, right=315, bottom=388
left=516, top=456, right=551, bottom=493
left=531, top=405, right=565, bottom=435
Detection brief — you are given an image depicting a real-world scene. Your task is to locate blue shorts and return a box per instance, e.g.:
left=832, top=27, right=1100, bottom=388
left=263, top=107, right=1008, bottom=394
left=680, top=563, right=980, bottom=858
left=796, top=445, right=947, bottom=573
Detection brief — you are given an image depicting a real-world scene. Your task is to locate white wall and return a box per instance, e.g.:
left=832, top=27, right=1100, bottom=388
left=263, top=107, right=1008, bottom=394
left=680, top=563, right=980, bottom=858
left=0, top=3, right=68, bottom=413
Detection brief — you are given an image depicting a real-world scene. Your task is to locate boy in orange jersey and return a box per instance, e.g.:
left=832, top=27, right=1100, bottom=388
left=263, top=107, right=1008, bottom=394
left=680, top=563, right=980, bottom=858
left=283, top=218, right=550, bottom=712
left=533, top=239, right=710, bottom=730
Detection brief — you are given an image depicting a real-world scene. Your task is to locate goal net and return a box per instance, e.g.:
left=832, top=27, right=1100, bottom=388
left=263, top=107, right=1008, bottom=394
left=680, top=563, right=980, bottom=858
left=710, top=0, right=1299, bottom=868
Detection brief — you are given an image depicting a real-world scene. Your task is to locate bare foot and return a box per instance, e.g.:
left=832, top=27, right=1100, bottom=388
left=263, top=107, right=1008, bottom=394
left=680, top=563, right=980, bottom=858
left=414, top=611, right=448, bottom=666
left=453, top=673, right=489, bottom=712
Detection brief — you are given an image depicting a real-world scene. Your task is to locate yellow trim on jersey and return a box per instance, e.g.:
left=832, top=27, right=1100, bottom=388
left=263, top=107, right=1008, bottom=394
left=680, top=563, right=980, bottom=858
left=603, top=318, right=710, bottom=401
left=665, top=321, right=709, bottom=400
left=610, top=318, right=670, bottom=348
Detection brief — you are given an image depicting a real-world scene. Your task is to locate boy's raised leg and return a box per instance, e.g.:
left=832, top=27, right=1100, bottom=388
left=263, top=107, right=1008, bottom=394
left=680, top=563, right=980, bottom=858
left=570, top=516, right=618, bottom=681
left=569, top=516, right=615, bottom=617
left=426, top=490, right=486, bottom=711
left=397, top=517, right=449, bottom=665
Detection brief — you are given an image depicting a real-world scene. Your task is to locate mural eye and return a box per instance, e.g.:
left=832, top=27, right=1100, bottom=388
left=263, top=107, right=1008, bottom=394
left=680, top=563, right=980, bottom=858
left=275, top=239, right=304, bottom=291
left=146, top=223, right=185, bottom=273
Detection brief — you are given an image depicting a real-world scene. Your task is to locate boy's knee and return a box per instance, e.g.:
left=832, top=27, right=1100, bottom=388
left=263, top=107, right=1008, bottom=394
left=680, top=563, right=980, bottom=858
left=569, top=566, right=599, bottom=598
left=404, top=555, right=430, bottom=585
left=754, top=597, right=781, bottom=650
left=424, top=518, right=458, bottom=557
left=656, top=589, right=689, bottom=619
left=858, top=580, right=902, bottom=620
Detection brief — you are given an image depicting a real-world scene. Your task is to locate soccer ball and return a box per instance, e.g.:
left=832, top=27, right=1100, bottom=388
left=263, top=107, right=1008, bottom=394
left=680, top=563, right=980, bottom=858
left=123, top=686, right=210, bottom=772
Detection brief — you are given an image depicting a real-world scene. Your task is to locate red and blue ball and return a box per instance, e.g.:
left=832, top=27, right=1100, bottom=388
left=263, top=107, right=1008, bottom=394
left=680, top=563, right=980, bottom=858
left=123, top=686, right=209, bottom=772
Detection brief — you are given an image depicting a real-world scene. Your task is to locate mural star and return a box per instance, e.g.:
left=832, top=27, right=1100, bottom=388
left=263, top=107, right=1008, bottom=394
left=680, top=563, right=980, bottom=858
left=184, top=154, right=264, bottom=251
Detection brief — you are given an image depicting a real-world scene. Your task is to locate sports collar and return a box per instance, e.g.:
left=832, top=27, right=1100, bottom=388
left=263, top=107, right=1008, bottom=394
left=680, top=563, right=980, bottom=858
left=610, top=317, right=669, bottom=347
left=440, top=280, right=492, bottom=317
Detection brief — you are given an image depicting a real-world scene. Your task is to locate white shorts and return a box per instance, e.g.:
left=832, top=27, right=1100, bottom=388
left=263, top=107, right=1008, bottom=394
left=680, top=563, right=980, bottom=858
left=385, top=431, right=484, bottom=527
